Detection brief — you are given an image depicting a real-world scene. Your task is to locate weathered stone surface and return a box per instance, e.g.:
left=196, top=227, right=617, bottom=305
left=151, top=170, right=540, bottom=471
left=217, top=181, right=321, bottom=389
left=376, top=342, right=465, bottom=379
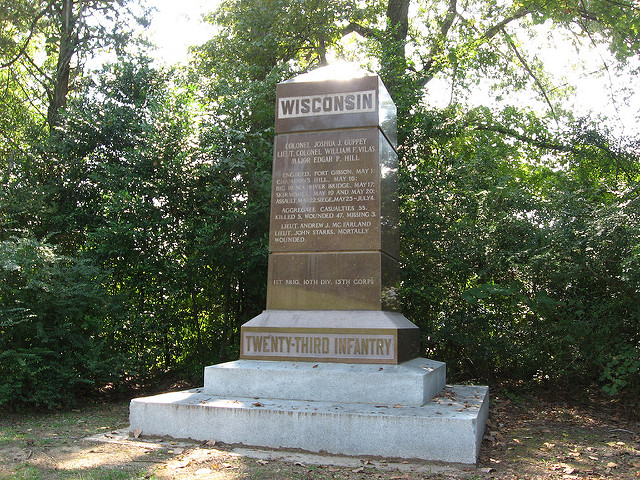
left=129, top=384, right=489, bottom=464
left=203, top=358, right=446, bottom=406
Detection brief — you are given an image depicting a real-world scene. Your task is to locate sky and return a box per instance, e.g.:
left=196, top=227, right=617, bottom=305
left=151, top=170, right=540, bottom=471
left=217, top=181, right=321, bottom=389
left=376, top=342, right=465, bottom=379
left=145, top=0, right=639, bottom=138
left=146, top=0, right=216, bottom=65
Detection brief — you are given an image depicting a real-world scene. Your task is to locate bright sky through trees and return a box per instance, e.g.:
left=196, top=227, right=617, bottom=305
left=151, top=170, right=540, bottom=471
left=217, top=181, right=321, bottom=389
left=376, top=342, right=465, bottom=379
left=147, top=0, right=216, bottom=65
left=146, top=0, right=639, bottom=136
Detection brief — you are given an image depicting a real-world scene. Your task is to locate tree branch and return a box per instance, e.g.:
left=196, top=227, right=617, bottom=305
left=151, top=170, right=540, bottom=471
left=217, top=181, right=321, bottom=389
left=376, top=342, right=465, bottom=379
left=419, top=0, right=457, bottom=86
left=469, top=122, right=575, bottom=153
left=482, top=5, right=533, bottom=41
left=501, top=27, right=559, bottom=124
left=469, top=121, right=637, bottom=182
left=341, top=22, right=379, bottom=39
left=603, top=0, right=640, bottom=13
left=0, top=2, right=53, bottom=69
left=417, top=4, right=534, bottom=89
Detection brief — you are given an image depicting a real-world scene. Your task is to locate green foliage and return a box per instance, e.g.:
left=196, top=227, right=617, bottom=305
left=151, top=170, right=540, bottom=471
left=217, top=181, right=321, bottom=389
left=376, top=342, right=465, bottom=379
left=2, top=0, right=640, bottom=408
left=400, top=104, right=640, bottom=394
left=0, top=237, right=119, bottom=409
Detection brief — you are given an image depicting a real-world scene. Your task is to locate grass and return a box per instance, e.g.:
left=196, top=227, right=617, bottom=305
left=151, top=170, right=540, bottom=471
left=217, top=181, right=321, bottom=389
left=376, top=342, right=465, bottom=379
left=1, top=392, right=639, bottom=480
left=4, top=463, right=147, bottom=480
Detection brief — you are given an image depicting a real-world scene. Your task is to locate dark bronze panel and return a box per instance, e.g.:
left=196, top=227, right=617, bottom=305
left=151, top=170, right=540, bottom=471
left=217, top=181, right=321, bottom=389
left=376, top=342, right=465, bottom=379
left=381, top=252, right=400, bottom=311
left=267, top=252, right=383, bottom=310
left=266, top=251, right=400, bottom=311
left=379, top=133, right=399, bottom=260
left=270, top=128, right=387, bottom=253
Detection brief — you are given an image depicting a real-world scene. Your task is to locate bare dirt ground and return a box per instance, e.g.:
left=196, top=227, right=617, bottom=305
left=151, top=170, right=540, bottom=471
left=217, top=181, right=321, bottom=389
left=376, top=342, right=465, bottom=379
left=1, top=389, right=639, bottom=480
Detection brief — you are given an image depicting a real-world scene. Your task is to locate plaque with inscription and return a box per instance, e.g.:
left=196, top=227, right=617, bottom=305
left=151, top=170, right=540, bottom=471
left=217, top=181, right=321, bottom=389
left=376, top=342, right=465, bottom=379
left=240, top=310, right=420, bottom=364
left=275, top=74, right=397, bottom=148
left=241, top=64, right=419, bottom=364
left=267, top=252, right=400, bottom=311
left=270, top=128, right=397, bottom=257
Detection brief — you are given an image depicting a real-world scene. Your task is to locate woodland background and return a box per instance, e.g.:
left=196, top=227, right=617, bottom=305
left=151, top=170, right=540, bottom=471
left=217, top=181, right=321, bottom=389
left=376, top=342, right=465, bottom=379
left=1, top=0, right=639, bottom=410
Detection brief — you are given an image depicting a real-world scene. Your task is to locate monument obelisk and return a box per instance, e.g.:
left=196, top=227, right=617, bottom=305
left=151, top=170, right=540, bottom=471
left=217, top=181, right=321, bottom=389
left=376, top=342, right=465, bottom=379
left=240, top=64, right=420, bottom=364
left=130, top=64, right=489, bottom=464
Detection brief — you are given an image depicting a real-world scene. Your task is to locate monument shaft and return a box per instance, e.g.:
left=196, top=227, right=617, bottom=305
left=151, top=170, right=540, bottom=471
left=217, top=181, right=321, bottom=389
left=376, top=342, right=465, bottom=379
left=240, top=69, right=419, bottom=364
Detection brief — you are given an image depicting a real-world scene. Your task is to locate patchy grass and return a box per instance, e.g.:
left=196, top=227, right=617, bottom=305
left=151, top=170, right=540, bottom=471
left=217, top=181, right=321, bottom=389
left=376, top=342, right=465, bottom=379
left=1, top=392, right=639, bottom=480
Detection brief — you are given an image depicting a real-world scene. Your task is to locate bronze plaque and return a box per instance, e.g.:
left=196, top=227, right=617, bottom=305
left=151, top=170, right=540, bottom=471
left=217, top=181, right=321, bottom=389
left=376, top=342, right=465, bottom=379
left=266, top=251, right=399, bottom=310
left=270, top=128, right=398, bottom=259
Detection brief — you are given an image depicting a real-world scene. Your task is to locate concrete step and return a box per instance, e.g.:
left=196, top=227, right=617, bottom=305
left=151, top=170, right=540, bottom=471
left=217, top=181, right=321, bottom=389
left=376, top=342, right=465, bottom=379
left=129, top=383, right=489, bottom=464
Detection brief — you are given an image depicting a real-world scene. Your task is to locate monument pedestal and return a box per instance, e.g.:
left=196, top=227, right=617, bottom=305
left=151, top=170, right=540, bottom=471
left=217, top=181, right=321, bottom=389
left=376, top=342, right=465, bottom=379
left=203, top=357, right=446, bottom=405
left=240, top=310, right=420, bottom=364
left=130, top=358, right=489, bottom=464
left=131, top=312, right=489, bottom=463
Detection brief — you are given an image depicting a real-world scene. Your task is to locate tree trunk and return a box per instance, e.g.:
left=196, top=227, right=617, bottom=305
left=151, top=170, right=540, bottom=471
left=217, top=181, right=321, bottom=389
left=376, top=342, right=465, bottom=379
left=381, top=0, right=412, bottom=143
left=386, top=0, right=410, bottom=50
left=47, top=0, right=76, bottom=129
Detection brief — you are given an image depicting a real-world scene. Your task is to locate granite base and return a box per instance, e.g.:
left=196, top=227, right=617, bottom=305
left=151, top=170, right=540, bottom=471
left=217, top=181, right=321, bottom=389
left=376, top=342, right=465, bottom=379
left=129, top=360, right=489, bottom=464
left=203, top=358, right=445, bottom=406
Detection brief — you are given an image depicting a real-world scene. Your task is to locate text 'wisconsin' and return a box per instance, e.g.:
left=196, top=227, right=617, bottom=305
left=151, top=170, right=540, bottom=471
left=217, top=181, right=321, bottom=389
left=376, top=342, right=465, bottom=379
left=278, top=90, right=376, bottom=118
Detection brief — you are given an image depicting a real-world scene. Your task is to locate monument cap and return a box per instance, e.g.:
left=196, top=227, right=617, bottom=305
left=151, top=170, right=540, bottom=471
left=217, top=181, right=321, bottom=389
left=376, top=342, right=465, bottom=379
left=275, top=62, right=397, bottom=148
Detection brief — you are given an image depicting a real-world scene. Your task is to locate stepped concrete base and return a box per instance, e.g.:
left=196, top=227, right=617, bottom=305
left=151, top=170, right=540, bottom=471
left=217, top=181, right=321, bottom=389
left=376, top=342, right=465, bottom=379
left=130, top=384, right=488, bottom=464
left=203, top=358, right=446, bottom=406
left=130, top=359, right=489, bottom=464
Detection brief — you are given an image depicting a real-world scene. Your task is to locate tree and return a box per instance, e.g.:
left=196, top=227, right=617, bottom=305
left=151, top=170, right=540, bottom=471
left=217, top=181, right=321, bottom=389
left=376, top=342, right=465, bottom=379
left=0, top=0, right=148, bottom=133
left=2, top=0, right=638, bottom=405
left=194, top=0, right=640, bottom=396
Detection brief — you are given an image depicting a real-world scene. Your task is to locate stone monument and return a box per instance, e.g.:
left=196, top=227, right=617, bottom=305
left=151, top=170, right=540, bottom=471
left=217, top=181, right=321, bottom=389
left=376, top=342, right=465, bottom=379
left=241, top=65, right=419, bottom=364
left=130, top=63, right=489, bottom=464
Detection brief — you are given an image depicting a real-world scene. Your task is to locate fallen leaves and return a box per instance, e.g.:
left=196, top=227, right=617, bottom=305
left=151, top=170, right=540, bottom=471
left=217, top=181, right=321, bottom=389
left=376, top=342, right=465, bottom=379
left=478, top=467, right=496, bottom=474
left=551, top=463, right=577, bottom=474
left=167, top=458, right=191, bottom=470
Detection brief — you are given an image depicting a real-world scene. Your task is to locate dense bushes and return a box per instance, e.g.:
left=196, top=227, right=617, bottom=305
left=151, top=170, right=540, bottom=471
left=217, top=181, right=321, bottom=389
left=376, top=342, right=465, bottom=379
left=2, top=1, right=640, bottom=410
left=0, top=237, right=120, bottom=409
left=400, top=106, right=640, bottom=395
